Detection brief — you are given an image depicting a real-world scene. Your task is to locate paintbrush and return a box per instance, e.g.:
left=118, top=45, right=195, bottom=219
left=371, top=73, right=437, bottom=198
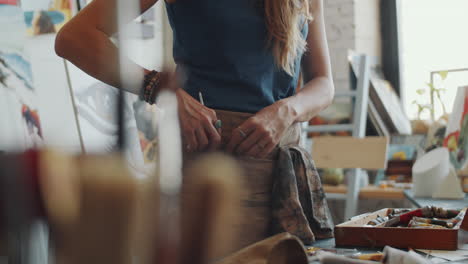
left=199, top=91, right=222, bottom=130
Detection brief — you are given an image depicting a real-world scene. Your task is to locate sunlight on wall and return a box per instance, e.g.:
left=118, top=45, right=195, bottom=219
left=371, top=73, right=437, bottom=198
left=400, top=0, right=468, bottom=120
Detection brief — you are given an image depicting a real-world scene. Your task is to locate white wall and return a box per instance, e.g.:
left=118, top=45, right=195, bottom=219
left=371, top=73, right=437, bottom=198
left=126, top=1, right=174, bottom=70
left=26, top=34, right=83, bottom=153
left=354, top=0, right=382, bottom=58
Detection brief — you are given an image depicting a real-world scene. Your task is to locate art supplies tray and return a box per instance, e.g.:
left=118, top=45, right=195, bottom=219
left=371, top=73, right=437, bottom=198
left=335, top=208, right=468, bottom=250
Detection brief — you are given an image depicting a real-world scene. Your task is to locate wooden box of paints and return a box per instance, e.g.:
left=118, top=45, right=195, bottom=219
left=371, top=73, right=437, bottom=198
left=335, top=207, right=468, bottom=250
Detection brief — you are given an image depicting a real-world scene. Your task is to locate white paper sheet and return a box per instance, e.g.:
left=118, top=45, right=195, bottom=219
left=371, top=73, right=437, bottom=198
left=416, top=249, right=468, bottom=262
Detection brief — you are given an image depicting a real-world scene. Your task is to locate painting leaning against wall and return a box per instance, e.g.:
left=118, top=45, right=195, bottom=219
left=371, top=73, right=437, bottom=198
left=21, top=0, right=73, bottom=36
left=0, top=4, right=43, bottom=151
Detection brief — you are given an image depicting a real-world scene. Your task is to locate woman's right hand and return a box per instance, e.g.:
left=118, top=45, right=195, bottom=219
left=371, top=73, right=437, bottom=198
left=176, top=89, right=221, bottom=153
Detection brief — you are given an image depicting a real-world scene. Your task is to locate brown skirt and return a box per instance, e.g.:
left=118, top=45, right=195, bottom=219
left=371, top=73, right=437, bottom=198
left=185, top=109, right=302, bottom=252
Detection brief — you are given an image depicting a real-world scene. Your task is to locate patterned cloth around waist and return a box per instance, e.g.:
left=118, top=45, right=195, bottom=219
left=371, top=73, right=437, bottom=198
left=214, top=110, right=334, bottom=245
left=271, top=146, right=334, bottom=244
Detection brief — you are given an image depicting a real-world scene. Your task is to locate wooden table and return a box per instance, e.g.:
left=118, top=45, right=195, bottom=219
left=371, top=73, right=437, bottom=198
left=324, top=184, right=405, bottom=199
left=404, top=190, right=468, bottom=209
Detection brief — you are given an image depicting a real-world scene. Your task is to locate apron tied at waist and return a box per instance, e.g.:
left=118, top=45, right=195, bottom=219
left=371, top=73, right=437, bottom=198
left=191, top=109, right=334, bottom=249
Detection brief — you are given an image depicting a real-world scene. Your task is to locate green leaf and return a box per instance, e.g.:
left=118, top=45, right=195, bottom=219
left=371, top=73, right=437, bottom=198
left=427, top=83, right=436, bottom=90
left=439, top=71, right=449, bottom=80
left=416, top=89, right=426, bottom=95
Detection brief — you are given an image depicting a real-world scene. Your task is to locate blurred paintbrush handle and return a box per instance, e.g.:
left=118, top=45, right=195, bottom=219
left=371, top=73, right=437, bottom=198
left=180, top=153, right=242, bottom=264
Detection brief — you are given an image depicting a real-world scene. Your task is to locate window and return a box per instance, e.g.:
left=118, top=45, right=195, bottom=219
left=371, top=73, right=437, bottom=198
left=399, top=0, right=468, bottom=120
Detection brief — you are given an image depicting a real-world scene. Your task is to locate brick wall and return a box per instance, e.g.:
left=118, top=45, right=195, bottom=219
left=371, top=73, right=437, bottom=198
left=324, top=0, right=356, bottom=91
left=324, top=0, right=381, bottom=91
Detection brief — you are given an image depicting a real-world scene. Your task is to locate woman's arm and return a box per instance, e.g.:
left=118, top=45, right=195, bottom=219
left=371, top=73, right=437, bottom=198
left=55, top=0, right=157, bottom=94
left=56, top=0, right=222, bottom=151
left=282, top=0, right=335, bottom=123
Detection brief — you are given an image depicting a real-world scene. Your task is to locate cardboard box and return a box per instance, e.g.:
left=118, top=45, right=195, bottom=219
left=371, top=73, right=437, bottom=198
left=335, top=208, right=468, bottom=250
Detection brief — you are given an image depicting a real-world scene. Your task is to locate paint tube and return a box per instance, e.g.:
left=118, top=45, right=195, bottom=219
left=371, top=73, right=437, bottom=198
left=408, top=219, right=447, bottom=229
left=423, top=206, right=461, bottom=218
left=448, top=210, right=465, bottom=227
left=367, top=216, right=390, bottom=226
left=383, top=209, right=426, bottom=227
left=411, top=217, right=453, bottom=228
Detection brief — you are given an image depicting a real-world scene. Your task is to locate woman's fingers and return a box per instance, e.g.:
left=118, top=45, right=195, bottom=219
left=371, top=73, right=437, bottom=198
left=245, top=144, right=262, bottom=158
left=195, top=128, right=209, bottom=151
left=257, top=142, right=276, bottom=159
left=226, top=121, right=254, bottom=153
left=245, top=138, right=270, bottom=158
left=176, top=89, right=222, bottom=152
left=225, top=129, right=241, bottom=153
left=203, top=120, right=221, bottom=151
left=185, top=124, right=219, bottom=153
left=184, top=128, right=198, bottom=153
left=201, top=108, right=222, bottom=150
left=235, top=130, right=262, bottom=154
left=227, top=117, right=278, bottom=158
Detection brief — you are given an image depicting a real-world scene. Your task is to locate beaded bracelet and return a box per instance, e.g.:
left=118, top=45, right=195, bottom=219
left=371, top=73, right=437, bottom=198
left=140, top=70, right=162, bottom=105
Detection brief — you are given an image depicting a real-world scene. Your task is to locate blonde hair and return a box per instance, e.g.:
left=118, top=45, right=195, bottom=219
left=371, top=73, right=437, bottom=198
left=264, top=0, right=312, bottom=75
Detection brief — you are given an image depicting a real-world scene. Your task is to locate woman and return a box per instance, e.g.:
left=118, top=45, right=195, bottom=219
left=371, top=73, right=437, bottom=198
left=55, top=0, right=334, bottom=251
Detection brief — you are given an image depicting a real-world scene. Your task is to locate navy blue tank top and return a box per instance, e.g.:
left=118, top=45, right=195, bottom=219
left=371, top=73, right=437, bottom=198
left=165, top=0, right=308, bottom=113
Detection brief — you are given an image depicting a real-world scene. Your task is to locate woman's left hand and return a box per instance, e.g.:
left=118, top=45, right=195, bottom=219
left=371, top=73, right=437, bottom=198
left=226, top=100, right=295, bottom=159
